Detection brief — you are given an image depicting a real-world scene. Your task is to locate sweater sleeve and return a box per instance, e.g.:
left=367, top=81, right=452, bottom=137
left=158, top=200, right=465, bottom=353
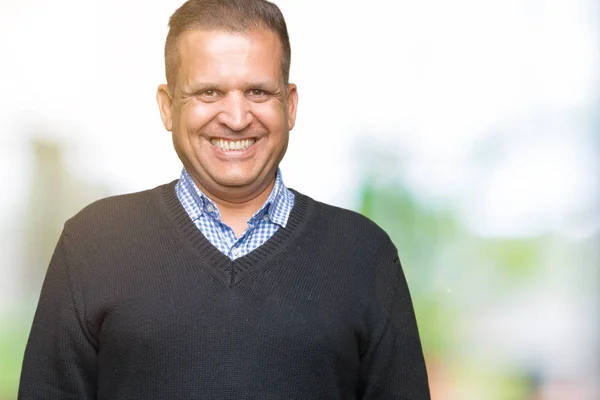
left=18, top=231, right=97, bottom=399
left=357, top=254, right=431, bottom=399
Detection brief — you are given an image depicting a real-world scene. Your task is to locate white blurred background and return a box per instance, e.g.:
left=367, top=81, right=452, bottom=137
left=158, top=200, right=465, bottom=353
left=1, top=0, right=598, bottom=398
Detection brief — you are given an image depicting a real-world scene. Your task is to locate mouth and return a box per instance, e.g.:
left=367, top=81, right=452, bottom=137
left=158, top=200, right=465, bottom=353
left=210, top=138, right=257, bottom=152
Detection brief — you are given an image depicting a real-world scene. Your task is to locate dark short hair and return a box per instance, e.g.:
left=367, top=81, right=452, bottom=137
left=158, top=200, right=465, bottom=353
left=165, top=0, right=291, bottom=93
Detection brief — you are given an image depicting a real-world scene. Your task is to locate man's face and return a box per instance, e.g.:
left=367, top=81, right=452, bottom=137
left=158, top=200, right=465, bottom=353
left=157, top=29, right=298, bottom=202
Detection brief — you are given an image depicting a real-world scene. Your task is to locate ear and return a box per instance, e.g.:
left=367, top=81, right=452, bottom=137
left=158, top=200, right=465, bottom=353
left=156, top=84, right=174, bottom=132
left=286, top=83, right=298, bottom=131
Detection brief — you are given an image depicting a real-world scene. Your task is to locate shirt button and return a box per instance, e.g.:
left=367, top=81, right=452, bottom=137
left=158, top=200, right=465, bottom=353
left=232, top=248, right=240, bottom=257
left=262, top=215, right=270, bottom=222
left=206, top=204, right=214, bottom=213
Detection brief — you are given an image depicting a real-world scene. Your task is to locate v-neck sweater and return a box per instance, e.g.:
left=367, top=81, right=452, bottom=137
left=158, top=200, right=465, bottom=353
left=19, top=181, right=430, bottom=400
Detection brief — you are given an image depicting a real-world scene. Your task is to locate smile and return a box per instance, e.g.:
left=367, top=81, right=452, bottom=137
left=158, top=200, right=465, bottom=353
left=210, top=138, right=256, bottom=152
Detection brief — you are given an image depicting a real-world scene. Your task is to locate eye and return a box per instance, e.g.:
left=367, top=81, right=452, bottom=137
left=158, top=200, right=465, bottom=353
left=195, top=89, right=220, bottom=102
left=247, top=89, right=270, bottom=101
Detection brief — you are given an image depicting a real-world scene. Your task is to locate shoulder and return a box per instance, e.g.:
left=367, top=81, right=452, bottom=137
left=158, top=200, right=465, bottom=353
left=293, top=193, right=403, bottom=305
left=317, top=200, right=390, bottom=240
left=295, top=191, right=397, bottom=259
left=63, top=181, right=176, bottom=239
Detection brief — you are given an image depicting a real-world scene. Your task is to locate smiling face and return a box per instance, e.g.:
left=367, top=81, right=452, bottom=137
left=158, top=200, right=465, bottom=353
left=157, top=29, right=298, bottom=203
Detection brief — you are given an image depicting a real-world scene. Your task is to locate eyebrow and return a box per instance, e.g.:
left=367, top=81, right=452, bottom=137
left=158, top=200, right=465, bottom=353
left=183, top=81, right=280, bottom=95
left=246, top=81, right=279, bottom=91
left=181, top=83, right=216, bottom=96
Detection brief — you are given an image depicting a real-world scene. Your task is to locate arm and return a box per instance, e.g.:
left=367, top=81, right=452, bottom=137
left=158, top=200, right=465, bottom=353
left=358, top=255, right=430, bottom=399
left=19, top=232, right=97, bottom=399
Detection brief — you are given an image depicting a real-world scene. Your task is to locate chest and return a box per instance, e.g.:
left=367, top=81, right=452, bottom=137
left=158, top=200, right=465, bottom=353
left=93, top=268, right=367, bottom=372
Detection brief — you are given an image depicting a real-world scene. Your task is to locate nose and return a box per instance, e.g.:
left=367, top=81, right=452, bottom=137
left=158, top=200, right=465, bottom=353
left=217, top=91, right=252, bottom=132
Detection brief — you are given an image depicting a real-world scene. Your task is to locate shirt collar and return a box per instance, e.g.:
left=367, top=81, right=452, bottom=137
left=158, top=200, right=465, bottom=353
left=177, top=168, right=292, bottom=228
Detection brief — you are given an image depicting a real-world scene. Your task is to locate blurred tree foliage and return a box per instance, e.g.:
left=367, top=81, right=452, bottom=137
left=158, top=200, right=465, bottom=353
left=1, top=137, right=109, bottom=399
left=357, top=177, right=551, bottom=399
left=359, top=180, right=460, bottom=358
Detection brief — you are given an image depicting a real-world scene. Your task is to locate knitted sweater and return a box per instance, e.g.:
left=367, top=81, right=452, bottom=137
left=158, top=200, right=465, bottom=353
left=19, top=182, right=430, bottom=399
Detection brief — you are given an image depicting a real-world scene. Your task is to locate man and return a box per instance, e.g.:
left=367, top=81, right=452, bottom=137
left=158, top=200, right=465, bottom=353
left=19, top=0, right=430, bottom=398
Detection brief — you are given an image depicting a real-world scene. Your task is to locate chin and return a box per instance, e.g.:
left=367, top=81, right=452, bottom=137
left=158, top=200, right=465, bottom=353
left=213, top=173, right=257, bottom=188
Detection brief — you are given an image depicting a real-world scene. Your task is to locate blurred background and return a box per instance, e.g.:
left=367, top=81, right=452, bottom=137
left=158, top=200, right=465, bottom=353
left=1, top=0, right=598, bottom=398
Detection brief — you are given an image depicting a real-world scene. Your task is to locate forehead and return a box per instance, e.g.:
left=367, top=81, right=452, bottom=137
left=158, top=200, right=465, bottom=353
left=176, top=29, right=283, bottom=89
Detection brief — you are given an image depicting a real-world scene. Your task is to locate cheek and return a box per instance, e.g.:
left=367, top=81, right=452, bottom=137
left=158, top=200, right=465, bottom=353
left=180, top=102, right=215, bottom=131
left=252, top=103, right=288, bottom=133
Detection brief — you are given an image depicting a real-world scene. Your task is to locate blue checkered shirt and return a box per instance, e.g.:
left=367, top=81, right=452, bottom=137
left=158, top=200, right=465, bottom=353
left=175, top=168, right=295, bottom=260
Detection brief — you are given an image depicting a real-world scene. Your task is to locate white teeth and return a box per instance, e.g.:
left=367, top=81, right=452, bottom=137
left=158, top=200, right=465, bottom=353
left=211, top=138, right=256, bottom=151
